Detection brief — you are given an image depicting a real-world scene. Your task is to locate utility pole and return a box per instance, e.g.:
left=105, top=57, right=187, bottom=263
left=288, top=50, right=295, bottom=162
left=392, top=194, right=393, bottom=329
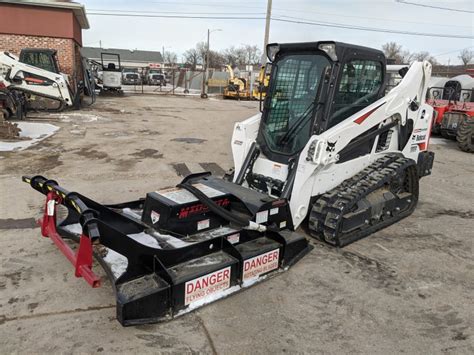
left=201, top=29, right=221, bottom=98
left=162, top=45, right=165, bottom=68
left=261, top=0, right=272, bottom=65
left=201, top=29, right=210, bottom=98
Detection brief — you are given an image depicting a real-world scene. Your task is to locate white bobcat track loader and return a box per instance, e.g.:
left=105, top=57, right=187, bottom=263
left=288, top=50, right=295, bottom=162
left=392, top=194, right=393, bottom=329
left=0, top=51, right=74, bottom=110
left=231, top=41, right=434, bottom=246
left=22, top=41, right=434, bottom=326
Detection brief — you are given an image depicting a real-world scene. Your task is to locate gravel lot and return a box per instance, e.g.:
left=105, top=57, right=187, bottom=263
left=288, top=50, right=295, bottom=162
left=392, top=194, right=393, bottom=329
left=0, top=94, right=473, bottom=354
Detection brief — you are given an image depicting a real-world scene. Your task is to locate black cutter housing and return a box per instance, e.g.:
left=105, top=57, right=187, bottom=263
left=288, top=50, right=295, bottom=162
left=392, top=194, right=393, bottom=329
left=23, top=174, right=311, bottom=326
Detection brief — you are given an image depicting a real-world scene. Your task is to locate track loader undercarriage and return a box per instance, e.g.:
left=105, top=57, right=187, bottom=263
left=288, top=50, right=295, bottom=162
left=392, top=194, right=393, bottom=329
left=309, top=154, right=425, bottom=246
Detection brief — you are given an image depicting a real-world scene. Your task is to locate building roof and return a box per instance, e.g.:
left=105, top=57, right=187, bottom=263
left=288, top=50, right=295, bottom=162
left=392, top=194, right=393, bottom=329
left=4, top=0, right=89, bottom=29
left=82, top=47, right=163, bottom=65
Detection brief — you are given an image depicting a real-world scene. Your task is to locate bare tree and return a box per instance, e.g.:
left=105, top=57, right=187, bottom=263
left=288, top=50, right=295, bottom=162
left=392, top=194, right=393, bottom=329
left=400, top=50, right=415, bottom=64
left=183, top=48, right=201, bottom=70
left=382, top=42, right=438, bottom=65
left=243, top=45, right=262, bottom=65
left=164, top=51, right=178, bottom=66
left=458, top=48, right=474, bottom=66
left=195, top=42, right=226, bottom=69
left=222, top=46, right=247, bottom=67
left=382, top=42, right=404, bottom=63
left=221, top=45, right=261, bottom=66
left=412, top=51, right=438, bottom=65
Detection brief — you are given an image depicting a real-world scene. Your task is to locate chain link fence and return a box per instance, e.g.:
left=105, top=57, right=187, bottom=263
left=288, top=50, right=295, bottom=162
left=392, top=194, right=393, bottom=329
left=121, top=68, right=231, bottom=96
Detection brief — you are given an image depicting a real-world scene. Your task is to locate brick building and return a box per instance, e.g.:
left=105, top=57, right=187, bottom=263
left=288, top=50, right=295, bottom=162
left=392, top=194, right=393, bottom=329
left=0, top=1, right=89, bottom=77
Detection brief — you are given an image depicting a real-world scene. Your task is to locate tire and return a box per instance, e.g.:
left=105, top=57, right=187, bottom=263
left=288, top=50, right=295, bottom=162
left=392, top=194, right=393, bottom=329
left=440, top=130, right=451, bottom=140
left=456, top=116, right=474, bottom=153
left=15, top=103, right=23, bottom=120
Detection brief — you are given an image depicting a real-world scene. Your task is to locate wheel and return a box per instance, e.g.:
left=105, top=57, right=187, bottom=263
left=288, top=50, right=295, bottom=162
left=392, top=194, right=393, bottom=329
left=456, top=116, right=474, bottom=153
left=15, top=102, right=23, bottom=119
left=440, top=129, right=450, bottom=139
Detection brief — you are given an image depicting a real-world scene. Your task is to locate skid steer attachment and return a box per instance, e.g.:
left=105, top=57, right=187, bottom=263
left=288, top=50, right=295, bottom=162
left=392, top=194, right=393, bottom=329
left=23, top=175, right=311, bottom=326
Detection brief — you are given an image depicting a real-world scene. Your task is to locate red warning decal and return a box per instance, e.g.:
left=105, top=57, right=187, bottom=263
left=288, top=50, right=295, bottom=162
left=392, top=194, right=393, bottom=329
left=184, top=267, right=231, bottom=305
left=243, top=249, right=279, bottom=281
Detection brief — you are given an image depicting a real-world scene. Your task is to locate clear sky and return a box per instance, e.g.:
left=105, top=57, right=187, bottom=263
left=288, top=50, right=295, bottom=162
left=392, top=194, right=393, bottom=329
left=81, top=0, right=474, bottom=64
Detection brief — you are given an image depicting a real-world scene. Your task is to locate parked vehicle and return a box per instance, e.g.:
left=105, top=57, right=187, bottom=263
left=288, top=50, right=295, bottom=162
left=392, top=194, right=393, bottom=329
left=149, top=73, right=166, bottom=86
left=101, top=53, right=123, bottom=93
left=143, top=69, right=165, bottom=85
left=122, top=68, right=142, bottom=85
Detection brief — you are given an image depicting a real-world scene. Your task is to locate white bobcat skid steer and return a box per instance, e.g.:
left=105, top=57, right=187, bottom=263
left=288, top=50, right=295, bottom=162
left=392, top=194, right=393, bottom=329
left=0, top=52, right=73, bottom=110
left=231, top=41, right=434, bottom=246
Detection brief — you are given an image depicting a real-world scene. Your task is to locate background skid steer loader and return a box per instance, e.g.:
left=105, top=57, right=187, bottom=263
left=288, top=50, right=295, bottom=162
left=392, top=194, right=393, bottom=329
left=23, top=41, right=434, bottom=326
left=0, top=51, right=74, bottom=111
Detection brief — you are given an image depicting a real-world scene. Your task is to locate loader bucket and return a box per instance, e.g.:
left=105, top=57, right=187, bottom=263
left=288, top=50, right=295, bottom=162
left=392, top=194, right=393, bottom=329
left=23, top=175, right=311, bottom=326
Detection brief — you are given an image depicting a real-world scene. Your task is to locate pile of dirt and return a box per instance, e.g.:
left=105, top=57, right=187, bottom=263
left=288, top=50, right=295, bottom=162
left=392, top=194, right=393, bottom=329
left=0, top=113, right=21, bottom=140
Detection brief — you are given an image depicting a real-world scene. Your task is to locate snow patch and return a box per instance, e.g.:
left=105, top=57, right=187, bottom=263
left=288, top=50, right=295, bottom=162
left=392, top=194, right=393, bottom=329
left=242, top=275, right=266, bottom=288
left=0, top=122, right=59, bottom=152
left=175, top=285, right=241, bottom=316
left=49, top=112, right=105, bottom=122
left=128, top=231, right=162, bottom=249
left=62, top=223, right=82, bottom=235
left=103, top=248, right=128, bottom=278
left=121, top=208, right=143, bottom=220
left=149, top=230, right=191, bottom=248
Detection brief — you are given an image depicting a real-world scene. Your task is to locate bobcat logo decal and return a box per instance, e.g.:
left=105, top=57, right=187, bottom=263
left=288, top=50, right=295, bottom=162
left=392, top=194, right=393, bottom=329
left=326, top=141, right=337, bottom=152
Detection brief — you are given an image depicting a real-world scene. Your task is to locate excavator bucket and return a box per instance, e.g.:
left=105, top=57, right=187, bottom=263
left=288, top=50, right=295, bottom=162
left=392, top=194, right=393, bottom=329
left=23, top=175, right=311, bottom=326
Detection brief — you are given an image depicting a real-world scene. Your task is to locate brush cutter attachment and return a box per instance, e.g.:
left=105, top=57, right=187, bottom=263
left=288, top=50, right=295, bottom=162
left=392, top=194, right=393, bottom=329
left=23, top=174, right=311, bottom=326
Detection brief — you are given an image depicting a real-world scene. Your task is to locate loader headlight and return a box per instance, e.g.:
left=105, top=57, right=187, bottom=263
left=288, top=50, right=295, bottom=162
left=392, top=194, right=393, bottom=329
left=307, top=139, right=325, bottom=165
left=318, top=43, right=338, bottom=61
left=266, top=43, right=280, bottom=62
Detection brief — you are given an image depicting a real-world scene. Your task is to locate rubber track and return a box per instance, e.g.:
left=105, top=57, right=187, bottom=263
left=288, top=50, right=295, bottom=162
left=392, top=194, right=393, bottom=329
left=308, top=154, right=419, bottom=247
left=456, top=116, right=474, bottom=153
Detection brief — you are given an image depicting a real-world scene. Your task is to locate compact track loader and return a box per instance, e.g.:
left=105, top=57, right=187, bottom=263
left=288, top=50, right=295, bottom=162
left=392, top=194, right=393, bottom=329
left=0, top=51, right=74, bottom=111
left=24, top=41, right=435, bottom=326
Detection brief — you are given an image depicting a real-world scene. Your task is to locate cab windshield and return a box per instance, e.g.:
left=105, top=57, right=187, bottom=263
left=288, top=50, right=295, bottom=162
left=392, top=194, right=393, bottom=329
left=261, top=53, right=331, bottom=156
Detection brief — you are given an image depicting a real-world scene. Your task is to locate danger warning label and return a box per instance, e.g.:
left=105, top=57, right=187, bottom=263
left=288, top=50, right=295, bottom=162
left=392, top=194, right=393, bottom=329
left=242, top=249, right=279, bottom=281
left=184, top=267, right=231, bottom=305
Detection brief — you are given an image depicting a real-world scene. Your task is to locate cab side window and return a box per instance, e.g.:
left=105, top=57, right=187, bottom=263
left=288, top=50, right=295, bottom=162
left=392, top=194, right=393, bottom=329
left=329, top=59, right=383, bottom=128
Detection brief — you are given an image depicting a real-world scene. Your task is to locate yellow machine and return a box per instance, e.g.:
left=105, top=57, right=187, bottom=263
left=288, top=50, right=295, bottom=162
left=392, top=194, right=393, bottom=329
left=223, top=65, right=251, bottom=99
left=252, top=65, right=271, bottom=100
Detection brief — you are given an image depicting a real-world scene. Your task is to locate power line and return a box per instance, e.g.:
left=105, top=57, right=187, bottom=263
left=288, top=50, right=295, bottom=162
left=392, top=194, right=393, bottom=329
left=272, top=8, right=472, bottom=29
left=433, top=46, right=474, bottom=57
left=86, top=12, right=474, bottom=39
left=148, top=1, right=265, bottom=10
left=395, top=0, right=474, bottom=14
left=89, top=9, right=266, bottom=15
left=90, top=7, right=471, bottom=28
left=88, top=13, right=265, bottom=20
left=271, top=17, right=474, bottom=39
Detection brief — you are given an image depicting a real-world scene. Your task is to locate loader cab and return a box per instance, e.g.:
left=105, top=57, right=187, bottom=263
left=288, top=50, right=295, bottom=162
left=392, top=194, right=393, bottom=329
left=258, top=41, right=386, bottom=164
left=19, top=48, right=60, bottom=74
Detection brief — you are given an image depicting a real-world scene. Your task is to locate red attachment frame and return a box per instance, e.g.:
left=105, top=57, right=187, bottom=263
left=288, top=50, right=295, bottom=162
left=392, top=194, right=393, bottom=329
left=40, top=191, right=101, bottom=288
